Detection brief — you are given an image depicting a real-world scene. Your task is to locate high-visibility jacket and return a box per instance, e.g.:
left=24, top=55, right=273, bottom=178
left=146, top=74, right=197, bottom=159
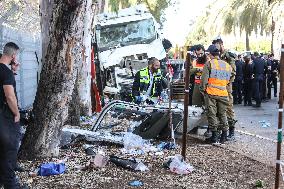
left=192, top=59, right=205, bottom=84
left=139, top=67, right=162, bottom=97
left=206, top=58, right=232, bottom=96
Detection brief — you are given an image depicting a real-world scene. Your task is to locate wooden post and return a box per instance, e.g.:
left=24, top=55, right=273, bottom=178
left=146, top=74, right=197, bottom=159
left=181, top=55, right=191, bottom=158
left=275, top=44, right=284, bottom=189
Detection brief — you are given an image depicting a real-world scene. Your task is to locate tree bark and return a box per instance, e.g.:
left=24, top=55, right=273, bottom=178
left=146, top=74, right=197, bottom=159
left=77, top=0, right=94, bottom=116
left=271, top=17, right=275, bottom=53
left=40, top=0, right=54, bottom=66
left=245, top=31, right=250, bottom=51
left=19, top=0, right=91, bottom=160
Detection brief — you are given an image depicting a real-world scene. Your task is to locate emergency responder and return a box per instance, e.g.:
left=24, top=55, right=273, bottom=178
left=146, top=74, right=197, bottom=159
left=214, top=37, right=237, bottom=140
left=267, top=53, right=279, bottom=98
left=200, top=45, right=232, bottom=143
left=132, top=57, right=163, bottom=104
left=190, top=44, right=207, bottom=107
left=160, top=39, right=173, bottom=77
left=252, top=52, right=265, bottom=107
left=243, top=55, right=253, bottom=106
left=232, top=55, right=243, bottom=104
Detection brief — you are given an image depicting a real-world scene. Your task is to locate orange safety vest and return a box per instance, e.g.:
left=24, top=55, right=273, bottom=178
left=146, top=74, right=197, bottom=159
left=192, top=59, right=204, bottom=84
left=206, top=58, right=232, bottom=96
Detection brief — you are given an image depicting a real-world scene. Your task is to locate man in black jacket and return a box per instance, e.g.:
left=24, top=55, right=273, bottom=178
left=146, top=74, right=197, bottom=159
left=252, top=52, right=265, bottom=107
left=232, top=55, right=243, bottom=104
left=267, top=53, right=279, bottom=98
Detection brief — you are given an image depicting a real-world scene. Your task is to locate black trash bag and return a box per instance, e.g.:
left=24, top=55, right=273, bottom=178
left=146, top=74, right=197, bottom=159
left=109, top=155, right=138, bottom=170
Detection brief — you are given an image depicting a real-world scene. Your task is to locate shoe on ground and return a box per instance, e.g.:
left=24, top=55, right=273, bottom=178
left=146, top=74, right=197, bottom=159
left=252, top=104, right=261, bottom=108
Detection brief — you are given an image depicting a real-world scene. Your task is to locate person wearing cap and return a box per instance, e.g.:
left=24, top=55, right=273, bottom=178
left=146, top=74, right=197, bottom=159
left=200, top=45, right=232, bottom=144
left=242, top=54, right=253, bottom=106
left=215, top=37, right=237, bottom=140
left=132, top=57, right=163, bottom=104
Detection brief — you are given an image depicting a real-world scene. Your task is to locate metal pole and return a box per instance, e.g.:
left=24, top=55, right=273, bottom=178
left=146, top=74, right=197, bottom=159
left=275, top=44, right=284, bottom=189
left=167, top=74, right=174, bottom=143
left=181, top=55, right=191, bottom=158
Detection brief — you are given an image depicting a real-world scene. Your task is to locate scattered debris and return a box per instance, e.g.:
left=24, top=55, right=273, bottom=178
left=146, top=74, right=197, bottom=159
left=37, top=162, right=65, bottom=176
left=157, top=142, right=177, bottom=150
left=128, top=180, right=144, bottom=187
left=109, top=155, right=149, bottom=172
left=92, top=150, right=109, bottom=168
left=83, top=144, right=96, bottom=156
left=164, top=155, right=194, bottom=175
left=258, top=120, right=271, bottom=128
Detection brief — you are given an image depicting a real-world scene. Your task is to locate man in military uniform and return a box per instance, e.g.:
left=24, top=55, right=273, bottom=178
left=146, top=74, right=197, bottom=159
left=200, top=45, right=232, bottom=144
left=214, top=37, right=237, bottom=140
left=132, top=57, right=163, bottom=104
left=190, top=45, right=206, bottom=107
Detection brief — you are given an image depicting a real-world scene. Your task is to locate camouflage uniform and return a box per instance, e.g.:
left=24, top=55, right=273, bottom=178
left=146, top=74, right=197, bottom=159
left=221, top=51, right=237, bottom=137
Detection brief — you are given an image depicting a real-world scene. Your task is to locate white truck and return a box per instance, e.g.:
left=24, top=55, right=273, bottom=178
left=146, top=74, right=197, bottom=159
left=94, top=5, right=166, bottom=100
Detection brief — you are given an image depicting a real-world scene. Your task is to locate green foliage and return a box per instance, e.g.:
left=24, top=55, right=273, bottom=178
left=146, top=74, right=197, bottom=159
left=255, top=179, right=264, bottom=188
left=232, top=40, right=271, bottom=53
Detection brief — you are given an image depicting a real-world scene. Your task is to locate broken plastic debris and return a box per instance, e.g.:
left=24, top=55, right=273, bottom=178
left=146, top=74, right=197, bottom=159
left=134, top=162, right=149, bottom=172
left=259, top=120, right=271, bottom=128
left=164, top=155, right=194, bottom=175
left=123, top=132, right=146, bottom=150
left=128, top=180, right=144, bottom=187
left=92, top=152, right=109, bottom=168
left=157, top=142, right=177, bottom=151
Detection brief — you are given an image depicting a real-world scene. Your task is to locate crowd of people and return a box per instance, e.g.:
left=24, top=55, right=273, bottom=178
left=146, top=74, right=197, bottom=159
left=232, top=52, right=279, bottom=107
left=130, top=36, right=280, bottom=144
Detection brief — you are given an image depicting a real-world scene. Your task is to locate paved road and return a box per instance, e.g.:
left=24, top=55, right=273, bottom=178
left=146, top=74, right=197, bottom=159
left=226, top=93, right=283, bottom=166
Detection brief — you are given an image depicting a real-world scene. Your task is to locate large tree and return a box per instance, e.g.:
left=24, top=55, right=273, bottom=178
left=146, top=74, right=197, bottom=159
left=19, top=0, right=93, bottom=159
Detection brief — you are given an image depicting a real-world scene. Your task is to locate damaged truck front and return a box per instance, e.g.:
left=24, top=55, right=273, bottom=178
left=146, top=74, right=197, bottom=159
left=94, top=5, right=166, bottom=101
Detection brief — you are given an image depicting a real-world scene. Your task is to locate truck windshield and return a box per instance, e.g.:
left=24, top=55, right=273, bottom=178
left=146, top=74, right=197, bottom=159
left=98, top=18, right=156, bottom=50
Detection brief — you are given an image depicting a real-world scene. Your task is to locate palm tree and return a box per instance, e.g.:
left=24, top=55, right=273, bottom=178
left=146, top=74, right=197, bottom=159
left=222, top=0, right=282, bottom=51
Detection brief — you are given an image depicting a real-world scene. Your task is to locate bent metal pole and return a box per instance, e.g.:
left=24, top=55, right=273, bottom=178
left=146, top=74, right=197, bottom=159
left=275, top=44, right=284, bottom=189
left=181, top=55, right=191, bottom=158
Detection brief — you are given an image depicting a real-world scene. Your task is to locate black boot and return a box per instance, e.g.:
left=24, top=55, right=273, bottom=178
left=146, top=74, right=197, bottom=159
left=205, top=131, right=218, bottom=144
left=220, top=130, right=228, bottom=144
left=227, top=127, right=235, bottom=141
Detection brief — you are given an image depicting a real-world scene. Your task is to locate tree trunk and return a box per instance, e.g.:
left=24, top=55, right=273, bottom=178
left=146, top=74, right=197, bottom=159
left=77, top=0, right=94, bottom=116
left=40, top=0, right=54, bottom=66
left=65, top=75, right=81, bottom=126
left=19, top=0, right=91, bottom=160
left=271, top=17, right=275, bottom=53
left=245, top=31, right=250, bottom=51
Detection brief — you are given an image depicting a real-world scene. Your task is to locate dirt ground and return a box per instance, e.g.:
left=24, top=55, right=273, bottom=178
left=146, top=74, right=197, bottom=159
left=17, top=137, right=276, bottom=189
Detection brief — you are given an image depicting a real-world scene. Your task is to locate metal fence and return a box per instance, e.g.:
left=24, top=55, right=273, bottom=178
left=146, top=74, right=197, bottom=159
left=0, top=25, right=41, bottom=109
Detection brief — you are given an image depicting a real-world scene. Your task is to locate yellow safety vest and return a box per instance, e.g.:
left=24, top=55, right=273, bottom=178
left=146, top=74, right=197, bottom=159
left=139, top=67, right=162, bottom=97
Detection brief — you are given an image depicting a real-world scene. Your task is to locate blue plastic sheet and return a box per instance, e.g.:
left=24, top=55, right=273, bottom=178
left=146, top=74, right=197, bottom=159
left=38, top=162, right=65, bottom=176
